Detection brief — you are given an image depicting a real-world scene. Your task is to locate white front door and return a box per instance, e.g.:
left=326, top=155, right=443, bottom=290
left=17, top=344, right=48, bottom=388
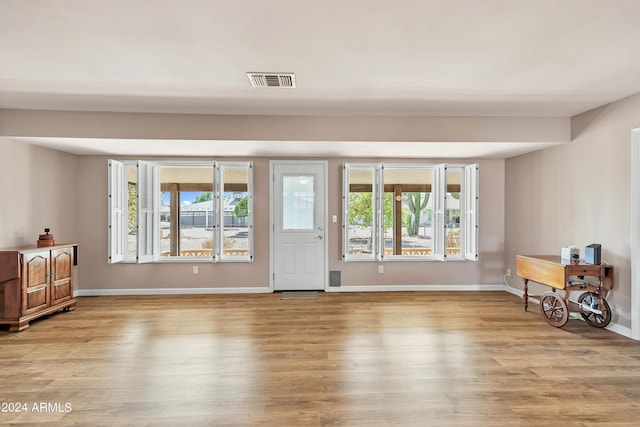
left=271, top=161, right=327, bottom=291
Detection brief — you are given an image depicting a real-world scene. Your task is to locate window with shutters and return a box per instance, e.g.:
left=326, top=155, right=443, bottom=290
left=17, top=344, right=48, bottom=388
left=108, top=160, right=253, bottom=263
left=342, top=163, right=478, bottom=262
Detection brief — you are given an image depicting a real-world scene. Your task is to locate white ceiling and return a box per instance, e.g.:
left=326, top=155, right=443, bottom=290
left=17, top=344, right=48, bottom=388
left=2, top=0, right=639, bottom=158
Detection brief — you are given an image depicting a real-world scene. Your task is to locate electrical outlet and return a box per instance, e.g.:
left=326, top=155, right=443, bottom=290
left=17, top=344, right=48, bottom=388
left=506, top=268, right=511, bottom=277
left=378, top=265, right=384, bottom=274
left=193, top=266, right=198, bottom=275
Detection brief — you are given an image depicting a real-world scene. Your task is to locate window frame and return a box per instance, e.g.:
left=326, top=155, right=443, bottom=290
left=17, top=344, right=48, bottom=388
left=342, top=162, right=478, bottom=263
left=217, top=162, right=254, bottom=263
left=343, top=163, right=379, bottom=262
left=108, top=159, right=254, bottom=264
left=379, top=163, right=435, bottom=261
left=157, top=161, right=216, bottom=262
left=443, top=164, right=463, bottom=261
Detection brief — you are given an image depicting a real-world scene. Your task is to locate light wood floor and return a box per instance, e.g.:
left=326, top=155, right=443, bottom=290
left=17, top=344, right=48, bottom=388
left=1, top=291, right=639, bottom=426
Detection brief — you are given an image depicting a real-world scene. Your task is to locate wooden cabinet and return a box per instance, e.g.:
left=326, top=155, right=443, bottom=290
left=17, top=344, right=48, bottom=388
left=0, top=244, right=77, bottom=331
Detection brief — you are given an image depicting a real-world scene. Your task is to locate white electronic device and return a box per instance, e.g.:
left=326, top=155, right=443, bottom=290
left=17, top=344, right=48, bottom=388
left=561, top=246, right=580, bottom=262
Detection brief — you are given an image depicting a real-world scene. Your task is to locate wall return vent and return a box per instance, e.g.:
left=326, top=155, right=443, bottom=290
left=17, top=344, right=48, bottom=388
left=247, top=72, right=296, bottom=88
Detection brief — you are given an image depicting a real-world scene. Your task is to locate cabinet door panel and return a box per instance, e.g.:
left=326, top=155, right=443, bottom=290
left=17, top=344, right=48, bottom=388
left=51, top=280, right=71, bottom=305
left=52, top=248, right=73, bottom=281
left=23, top=252, right=49, bottom=288
left=51, top=248, right=73, bottom=304
left=22, top=252, right=50, bottom=314
left=25, top=285, right=48, bottom=314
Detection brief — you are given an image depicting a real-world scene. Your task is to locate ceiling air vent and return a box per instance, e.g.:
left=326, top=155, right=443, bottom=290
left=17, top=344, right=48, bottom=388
left=247, top=72, right=296, bottom=88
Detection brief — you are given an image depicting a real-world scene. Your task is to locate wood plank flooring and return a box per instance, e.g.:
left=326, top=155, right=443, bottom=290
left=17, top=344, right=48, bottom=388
left=1, top=291, right=639, bottom=426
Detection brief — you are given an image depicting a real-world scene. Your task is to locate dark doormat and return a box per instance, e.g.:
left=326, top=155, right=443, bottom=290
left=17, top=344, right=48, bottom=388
left=280, top=291, right=318, bottom=300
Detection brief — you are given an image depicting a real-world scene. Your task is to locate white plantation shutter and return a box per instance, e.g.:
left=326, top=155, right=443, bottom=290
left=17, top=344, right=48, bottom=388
left=108, top=160, right=125, bottom=263
left=246, top=162, right=254, bottom=263
left=136, top=161, right=158, bottom=263
left=375, top=163, right=384, bottom=261
left=342, top=164, right=350, bottom=261
left=464, top=164, right=479, bottom=261
left=213, top=162, right=221, bottom=262
left=433, top=163, right=447, bottom=262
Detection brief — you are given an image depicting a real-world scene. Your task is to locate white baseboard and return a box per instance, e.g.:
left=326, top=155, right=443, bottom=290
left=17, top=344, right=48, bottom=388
left=326, top=284, right=507, bottom=292
left=503, top=285, right=524, bottom=298
left=606, top=323, right=632, bottom=338
left=76, top=287, right=271, bottom=296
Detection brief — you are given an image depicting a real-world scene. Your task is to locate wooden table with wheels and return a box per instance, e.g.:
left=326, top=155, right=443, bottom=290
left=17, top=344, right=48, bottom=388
left=516, top=255, right=614, bottom=328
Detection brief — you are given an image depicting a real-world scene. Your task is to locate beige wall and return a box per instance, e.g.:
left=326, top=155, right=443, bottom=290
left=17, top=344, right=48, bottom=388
left=5, top=93, right=635, bottom=313
left=0, top=137, right=79, bottom=249
left=0, top=109, right=568, bottom=144
left=74, top=156, right=505, bottom=291
left=2, top=98, right=637, bottom=330
left=0, top=111, right=519, bottom=294
left=505, top=92, right=640, bottom=331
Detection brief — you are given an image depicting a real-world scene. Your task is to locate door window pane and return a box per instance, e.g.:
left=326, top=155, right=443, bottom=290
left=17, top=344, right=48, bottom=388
left=282, top=175, right=315, bottom=230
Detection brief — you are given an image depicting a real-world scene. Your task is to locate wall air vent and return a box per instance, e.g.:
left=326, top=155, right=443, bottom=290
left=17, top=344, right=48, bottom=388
left=247, top=72, right=296, bottom=88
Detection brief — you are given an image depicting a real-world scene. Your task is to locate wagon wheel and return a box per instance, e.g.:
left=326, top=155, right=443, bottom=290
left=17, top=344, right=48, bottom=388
left=539, top=292, right=569, bottom=327
left=578, top=292, right=612, bottom=328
